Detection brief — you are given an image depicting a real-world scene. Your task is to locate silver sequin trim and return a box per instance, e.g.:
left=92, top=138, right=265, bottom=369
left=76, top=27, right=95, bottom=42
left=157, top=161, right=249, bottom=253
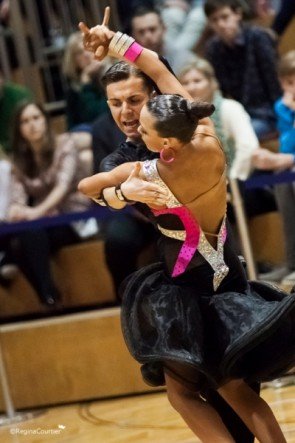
left=158, top=225, right=186, bottom=241
left=142, top=159, right=181, bottom=208
left=198, top=218, right=229, bottom=291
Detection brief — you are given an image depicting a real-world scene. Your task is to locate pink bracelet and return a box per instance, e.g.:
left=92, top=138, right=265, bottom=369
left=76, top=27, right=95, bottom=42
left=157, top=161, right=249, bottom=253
left=124, top=42, right=143, bottom=62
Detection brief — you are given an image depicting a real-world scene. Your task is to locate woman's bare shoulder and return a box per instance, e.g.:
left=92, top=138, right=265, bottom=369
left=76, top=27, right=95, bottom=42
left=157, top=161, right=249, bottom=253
left=193, top=127, right=224, bottom=156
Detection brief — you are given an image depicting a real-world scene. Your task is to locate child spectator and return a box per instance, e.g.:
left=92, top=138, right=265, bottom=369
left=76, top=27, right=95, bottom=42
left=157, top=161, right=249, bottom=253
left=275, top=50, right=295, bottom=155
left=271, top=49, right=295, bottom=284
left=204, top=0, right=281, bottom=140
left=252, top=50, right=295, bottom=284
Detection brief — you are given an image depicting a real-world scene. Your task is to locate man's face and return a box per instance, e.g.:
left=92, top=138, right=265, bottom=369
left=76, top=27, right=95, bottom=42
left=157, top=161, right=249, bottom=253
left=106, top=76, right=152, bottom=140
left=208, top=6, right=242, bottom=44
left=131, top=13, right=165, bottom=53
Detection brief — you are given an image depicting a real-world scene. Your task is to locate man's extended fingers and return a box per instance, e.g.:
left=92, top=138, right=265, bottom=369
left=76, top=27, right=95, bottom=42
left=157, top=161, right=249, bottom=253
left=102, top=6, right=110, bottom=27
left=78, top=22, right=90, bottom=34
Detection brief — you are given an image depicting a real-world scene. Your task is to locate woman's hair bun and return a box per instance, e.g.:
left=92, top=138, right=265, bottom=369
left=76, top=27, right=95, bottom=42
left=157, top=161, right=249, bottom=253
left=187, top=101, right=215, bottom=120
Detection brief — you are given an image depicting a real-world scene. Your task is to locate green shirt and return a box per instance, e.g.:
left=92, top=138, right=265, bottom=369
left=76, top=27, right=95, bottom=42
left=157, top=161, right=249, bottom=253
left=0, top=82, right=33, bottom=153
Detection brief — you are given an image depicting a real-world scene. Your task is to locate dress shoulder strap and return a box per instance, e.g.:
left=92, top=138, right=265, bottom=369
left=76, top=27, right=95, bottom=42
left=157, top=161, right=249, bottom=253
left=195, top=131, right=224, bottom=151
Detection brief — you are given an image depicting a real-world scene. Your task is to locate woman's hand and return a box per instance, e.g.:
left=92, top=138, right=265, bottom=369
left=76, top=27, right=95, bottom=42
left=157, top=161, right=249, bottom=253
left=121, top=162, right=169, bottom=207
left=252, top=148, right=295, bottom=171
left=79, top=7, right=114, bottom=61
left=7, top=205, right=41, bottom=222
left=8, top=205, right=54, bottom=222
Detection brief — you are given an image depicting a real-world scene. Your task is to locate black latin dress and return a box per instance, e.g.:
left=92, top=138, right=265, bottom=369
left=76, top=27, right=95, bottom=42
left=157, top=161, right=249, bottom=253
left=121, top=158, right=295, bottom=391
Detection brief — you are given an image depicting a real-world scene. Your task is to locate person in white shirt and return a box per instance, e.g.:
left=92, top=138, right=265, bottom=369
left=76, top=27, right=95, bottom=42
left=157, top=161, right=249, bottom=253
left=178, top=58, right=259, bottom=180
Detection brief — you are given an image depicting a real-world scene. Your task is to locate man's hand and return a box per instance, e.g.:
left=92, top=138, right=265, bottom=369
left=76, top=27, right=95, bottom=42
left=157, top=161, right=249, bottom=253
left=79, top=7, right=114, bottom=61
left=121, top=162, right=169, bottom=207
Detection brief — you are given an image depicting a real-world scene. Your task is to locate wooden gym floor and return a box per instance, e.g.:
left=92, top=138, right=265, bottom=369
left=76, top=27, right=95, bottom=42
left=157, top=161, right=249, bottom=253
left=0, top=384, right=294, bottom=443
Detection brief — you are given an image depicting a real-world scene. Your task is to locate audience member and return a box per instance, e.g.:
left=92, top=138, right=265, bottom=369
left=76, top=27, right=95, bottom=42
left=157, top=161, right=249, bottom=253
left=62, top=32, right=109, bottom=131
left=179, top=58, right=259, bottom=180
left=4, top=101, right=95, bottom=306
left=0, top=68, right=33, bottom=153
left=252, top=50, right=295, bottom=283
left=204, top=0, right=281, bottom=140
left=130, top=6, right=196, bottom=72
left=116, top=0, right=155, bottom=32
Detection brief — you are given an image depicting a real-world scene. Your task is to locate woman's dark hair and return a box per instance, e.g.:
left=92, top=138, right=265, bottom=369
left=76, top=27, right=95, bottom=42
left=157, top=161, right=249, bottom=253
left=146, top=94, right=215, bottom=143
left=101, top=61, right=155, bottom=93
left=11, top=101, right=55, bottom=178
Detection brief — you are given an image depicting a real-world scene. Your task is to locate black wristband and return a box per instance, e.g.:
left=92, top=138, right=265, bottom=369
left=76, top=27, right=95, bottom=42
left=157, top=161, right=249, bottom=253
left=114, top=184, right=126, bottom=202
left=91, top=192, right=107, bottom=206
left=101, top=188, right=120, bottom=210
left=116, top=184, right=134, bottom=203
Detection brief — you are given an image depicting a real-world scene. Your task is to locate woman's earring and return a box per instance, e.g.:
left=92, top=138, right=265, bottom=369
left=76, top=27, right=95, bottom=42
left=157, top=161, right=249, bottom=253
left=160, top=147, right=175, bottom=163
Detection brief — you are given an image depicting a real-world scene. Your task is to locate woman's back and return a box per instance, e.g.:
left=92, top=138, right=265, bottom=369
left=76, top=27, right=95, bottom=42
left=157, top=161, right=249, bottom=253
left=156, top=127, right=227, bottom=238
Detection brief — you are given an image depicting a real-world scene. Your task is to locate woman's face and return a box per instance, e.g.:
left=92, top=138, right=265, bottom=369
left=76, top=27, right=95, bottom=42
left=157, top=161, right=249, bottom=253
left=138, top=105, right=164, bottom=152
left=180, top=69, right=213, bottom=101
left=20, top=104, right=47, bottom=145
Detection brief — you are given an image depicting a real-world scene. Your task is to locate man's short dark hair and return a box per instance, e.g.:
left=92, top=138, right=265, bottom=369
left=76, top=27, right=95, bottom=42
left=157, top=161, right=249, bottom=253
left=204, top=0, right=244, bottom=18
left=131, top=6, right=162, bottom=21
left=101, top=61, right=155, bottom=93
left=129, top=6, right=163, bottom=31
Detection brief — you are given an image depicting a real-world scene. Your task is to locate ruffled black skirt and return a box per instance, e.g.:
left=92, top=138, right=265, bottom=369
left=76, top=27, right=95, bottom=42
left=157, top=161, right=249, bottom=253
left=121, top=246, right=295, bottom=391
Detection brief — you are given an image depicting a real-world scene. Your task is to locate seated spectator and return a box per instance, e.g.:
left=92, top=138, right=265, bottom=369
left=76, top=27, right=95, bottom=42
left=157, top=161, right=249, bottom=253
left=252, top=50, right=295, bottom=283
left=4, top=101, right=96, bottom=306
left=0, top=67, right=33, bottom=153
left=204, top=0, right=282, bottom=140
left=178, top=58, right=259, bottom=180
left=130, top=6, right=196, bottom=72
left=62, top=32, right=110, bottom=132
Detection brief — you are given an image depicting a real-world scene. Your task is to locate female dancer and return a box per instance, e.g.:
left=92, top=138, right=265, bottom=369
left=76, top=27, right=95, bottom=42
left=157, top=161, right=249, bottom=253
left=78, top=9, right=294, bottom=442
